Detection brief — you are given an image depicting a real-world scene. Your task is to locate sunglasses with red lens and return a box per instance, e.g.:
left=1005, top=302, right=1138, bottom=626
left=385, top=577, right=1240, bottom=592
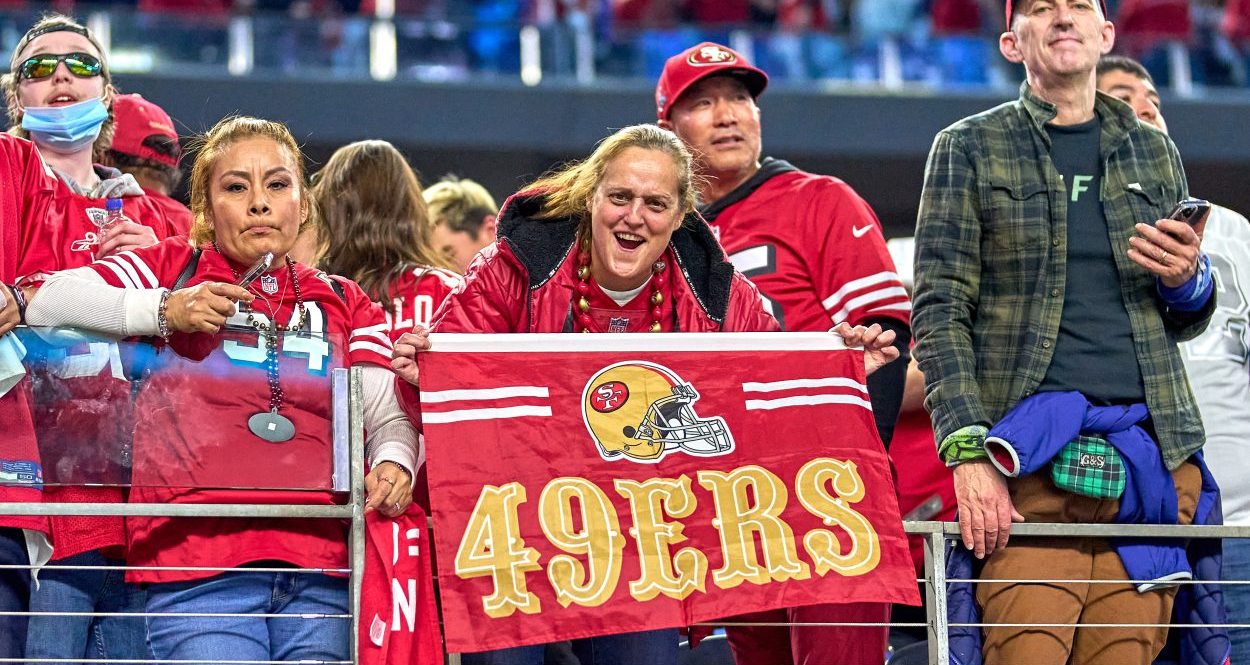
left=15, top=52, right=102, bottom=81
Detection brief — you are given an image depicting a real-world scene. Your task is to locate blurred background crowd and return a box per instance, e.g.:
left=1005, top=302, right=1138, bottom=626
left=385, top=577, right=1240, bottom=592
left=1, top=0, right=1249, bottom=90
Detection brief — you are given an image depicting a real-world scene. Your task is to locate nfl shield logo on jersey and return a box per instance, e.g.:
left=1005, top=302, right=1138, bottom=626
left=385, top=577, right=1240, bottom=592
left=260, top=274, right=279, bottom=295
left=607, top=317, right=629, bottom=333
left=582, top=361, right=735, bottom=463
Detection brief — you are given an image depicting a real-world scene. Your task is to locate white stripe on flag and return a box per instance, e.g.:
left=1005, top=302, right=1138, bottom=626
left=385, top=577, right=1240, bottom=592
left=745, top=394, right=874, bottom=411
left=423, top=405, right=554, bottom=424
left=421, top=386, right=550, bottom=404
left=427, top=332, right=847, bottom=354
left=742, top=377, right=868, bottom=395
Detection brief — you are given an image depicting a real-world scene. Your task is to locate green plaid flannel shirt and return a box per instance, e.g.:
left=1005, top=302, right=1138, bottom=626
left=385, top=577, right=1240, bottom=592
left=913, top=83, right=1214, bottom=471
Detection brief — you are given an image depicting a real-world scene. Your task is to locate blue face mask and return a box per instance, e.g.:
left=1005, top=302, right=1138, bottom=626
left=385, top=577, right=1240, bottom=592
left=20, top=98, right=108, bottom=154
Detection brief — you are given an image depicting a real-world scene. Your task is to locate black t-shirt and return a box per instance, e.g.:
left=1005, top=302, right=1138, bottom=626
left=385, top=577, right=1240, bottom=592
left=1037, top=117, right=1146, bottom=403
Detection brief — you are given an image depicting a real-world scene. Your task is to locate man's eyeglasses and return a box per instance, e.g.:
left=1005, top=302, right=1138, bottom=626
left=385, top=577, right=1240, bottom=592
left=14, top=52, right=102, bottom=81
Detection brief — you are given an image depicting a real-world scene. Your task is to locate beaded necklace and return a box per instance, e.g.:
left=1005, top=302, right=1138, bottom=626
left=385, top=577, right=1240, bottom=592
left=573, top=244, right=668, bottom=333
left=221, top=246, right=305, bottom=443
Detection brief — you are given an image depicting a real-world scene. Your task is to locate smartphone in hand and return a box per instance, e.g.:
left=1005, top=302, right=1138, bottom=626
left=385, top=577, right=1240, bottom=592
left=1165, top=198, right=1211, bottom=227
left=235, top=252, right=274, bottom=286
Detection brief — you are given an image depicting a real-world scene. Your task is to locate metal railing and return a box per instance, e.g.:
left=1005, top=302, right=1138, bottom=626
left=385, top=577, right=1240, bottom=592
left=2, top=357, right=1247, bottom=663
left=0, top=365, right=367, bottom=664
left=6, top=474, right=1249, bottom=663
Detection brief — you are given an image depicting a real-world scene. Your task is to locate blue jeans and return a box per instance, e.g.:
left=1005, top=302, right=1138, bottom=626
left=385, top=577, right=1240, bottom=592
left=1223, top=538, right=1250, bottom=664
left=26, top=549, right=149, bottom=663
left=145, top=571, right=349, bottom=661
left=461, top=628, right=679, bottom=665
left=0, top=528, right=29, bottom=657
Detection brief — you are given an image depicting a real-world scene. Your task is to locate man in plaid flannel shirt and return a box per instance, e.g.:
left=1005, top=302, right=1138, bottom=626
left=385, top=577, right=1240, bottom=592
left=912, top=1, right=1216, bottom=662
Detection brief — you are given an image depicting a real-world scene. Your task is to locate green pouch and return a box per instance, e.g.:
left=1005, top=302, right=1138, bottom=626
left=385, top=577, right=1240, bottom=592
left=1051, top=435, right=1126, bottom=500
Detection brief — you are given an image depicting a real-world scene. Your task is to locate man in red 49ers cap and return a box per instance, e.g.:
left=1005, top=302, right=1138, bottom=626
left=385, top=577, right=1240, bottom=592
left=657, top=41, right=911, bottom=665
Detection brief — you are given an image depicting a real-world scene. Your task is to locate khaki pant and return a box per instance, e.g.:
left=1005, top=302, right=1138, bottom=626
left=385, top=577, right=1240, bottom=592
left=977, top=462, right=1202, bottom=665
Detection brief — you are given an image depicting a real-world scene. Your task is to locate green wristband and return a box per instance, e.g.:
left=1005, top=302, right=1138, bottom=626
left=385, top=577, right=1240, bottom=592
left=938, top=425, right=990, bottom=466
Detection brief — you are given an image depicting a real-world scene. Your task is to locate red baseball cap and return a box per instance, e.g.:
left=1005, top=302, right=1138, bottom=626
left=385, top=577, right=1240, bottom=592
left=1005, top=0, right=1108, bottom=27
left=655, top=42, right=768, bottom=121
left=110, top=93, right=181, bottom=169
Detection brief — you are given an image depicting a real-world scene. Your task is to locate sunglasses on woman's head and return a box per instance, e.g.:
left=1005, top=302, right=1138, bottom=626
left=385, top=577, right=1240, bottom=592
left=14, top=52, right=102, bottom=81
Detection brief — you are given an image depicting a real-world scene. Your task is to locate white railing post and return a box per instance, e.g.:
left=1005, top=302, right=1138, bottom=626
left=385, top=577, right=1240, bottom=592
left=227, top=14, right=254, bottom=76
left=348, top=366, right=367, bottom=664
left=1169, top=40, right=1194, bottom=98
left=924, top=527, right=950, bottom=665
left=520, top=25, right=542, bottom=86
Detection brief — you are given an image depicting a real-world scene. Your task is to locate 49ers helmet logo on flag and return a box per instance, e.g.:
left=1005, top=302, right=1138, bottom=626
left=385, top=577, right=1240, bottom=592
left=581, top=361, right=735, bottom=463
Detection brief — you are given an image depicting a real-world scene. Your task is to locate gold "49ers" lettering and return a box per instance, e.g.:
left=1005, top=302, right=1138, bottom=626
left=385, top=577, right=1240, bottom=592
left=452, top=458, right=880, bottom=618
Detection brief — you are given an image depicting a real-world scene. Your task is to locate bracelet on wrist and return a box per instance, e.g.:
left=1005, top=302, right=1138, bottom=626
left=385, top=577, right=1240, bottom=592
left=378, top=460, right=412, bottom=480
left=7, top=284, right=27, bottom=324
left=156, top=289, right=172, bottom=341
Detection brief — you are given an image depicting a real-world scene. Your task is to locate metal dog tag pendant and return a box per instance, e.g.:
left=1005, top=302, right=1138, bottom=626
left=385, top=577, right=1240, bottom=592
left=248, top=410, right=296, bottom=443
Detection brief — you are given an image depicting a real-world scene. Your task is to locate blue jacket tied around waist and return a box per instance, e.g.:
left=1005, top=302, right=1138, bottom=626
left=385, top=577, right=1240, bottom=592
left=945, top=391, right=1228, bottom=665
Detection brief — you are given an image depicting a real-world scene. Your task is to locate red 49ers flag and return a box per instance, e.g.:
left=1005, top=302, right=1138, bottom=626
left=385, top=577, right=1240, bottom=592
left=418, top=333, right=918, bottom=653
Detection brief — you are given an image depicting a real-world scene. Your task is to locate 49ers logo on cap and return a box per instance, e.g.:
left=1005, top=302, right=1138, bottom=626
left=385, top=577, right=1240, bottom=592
left=688, top=44, right=737, bottom=67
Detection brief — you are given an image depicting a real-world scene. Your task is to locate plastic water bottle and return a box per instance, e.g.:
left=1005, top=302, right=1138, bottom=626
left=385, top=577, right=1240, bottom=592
left=95, top=198, right=124, bottom=257
left=100, top=197, right=124, bottom=235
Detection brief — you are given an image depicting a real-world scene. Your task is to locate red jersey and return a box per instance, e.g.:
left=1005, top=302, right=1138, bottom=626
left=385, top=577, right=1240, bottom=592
left=89, top=237, right=392, bottom=583
left=358, top=508, right=442, bottom=665
left=700, top=158, right=910, bottom=332
left=15, top=178, right=185, bottom=284
left=380, top=266, right=462, bottom=341
left=0, top=135, right=46, bottom=532
left=6, top=140, right=185, bottom=559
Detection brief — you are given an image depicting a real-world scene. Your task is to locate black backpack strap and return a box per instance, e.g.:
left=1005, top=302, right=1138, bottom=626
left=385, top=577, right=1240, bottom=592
left=172, top=248, right=202, bottom=291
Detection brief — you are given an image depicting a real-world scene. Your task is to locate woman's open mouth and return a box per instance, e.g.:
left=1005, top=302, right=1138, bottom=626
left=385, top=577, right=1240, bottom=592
left=614, top=232, right=645, bottom=251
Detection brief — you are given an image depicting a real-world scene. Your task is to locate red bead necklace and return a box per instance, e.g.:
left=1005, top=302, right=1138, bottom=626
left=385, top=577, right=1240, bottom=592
left=573, top=247, right=668, bottom=333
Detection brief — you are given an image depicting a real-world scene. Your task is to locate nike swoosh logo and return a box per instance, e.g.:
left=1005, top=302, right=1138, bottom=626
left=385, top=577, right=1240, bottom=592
left=852, top=224, right=873, bottom=238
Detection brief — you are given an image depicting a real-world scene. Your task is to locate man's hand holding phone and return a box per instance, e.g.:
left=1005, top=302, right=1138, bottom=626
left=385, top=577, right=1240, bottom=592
left=1163, top=197, right=1212, bottom=234
left=1129, top=198, right=1209, bottom=288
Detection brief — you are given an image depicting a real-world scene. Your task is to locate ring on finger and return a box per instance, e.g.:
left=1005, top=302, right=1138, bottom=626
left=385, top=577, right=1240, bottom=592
left=1158, top=250, right=1169, bottom=264
left=379, top=477, right=395, bottom=486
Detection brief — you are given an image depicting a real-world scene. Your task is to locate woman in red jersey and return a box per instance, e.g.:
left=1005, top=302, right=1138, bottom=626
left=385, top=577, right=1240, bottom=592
left=311, top=139, right=462, bottom=341
left=18, top=116, right=419, bottom=662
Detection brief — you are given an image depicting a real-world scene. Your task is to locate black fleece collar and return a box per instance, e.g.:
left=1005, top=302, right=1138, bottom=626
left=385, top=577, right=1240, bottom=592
left=496, top=192, right=736, bottom=324
left=697, top=157, right=799, bottom=222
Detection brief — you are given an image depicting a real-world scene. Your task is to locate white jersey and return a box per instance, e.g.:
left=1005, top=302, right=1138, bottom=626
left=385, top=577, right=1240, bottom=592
left=1181, top=205, right=1250, bottom=524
